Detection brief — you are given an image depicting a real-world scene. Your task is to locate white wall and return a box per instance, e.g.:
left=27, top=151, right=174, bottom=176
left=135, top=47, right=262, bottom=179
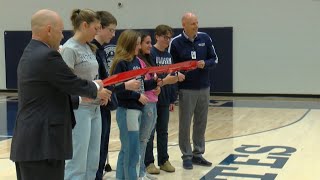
left=0, top=0, right=319, bottom=94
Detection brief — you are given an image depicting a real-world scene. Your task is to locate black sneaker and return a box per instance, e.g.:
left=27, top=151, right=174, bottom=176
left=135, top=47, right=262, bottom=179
left=104, top=164, right=112, bottom=172
left=183, top=159, right=193, bottom=170
left=192, top=156, right=212, bottom=167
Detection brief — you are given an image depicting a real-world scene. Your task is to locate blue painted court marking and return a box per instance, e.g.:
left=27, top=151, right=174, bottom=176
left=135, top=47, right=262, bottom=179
left=200, top=109, right=311, bottom=180
left=0, top=99, right=18, bottom=141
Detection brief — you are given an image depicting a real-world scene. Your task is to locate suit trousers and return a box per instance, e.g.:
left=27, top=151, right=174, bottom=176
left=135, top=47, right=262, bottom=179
left=178, top=88, right=210, bottom=160
left=15, top=160, right=65, bottom=180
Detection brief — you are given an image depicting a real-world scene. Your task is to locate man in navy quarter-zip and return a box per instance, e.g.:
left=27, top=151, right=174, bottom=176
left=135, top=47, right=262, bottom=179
left=168, top=12, right=218, bottom=170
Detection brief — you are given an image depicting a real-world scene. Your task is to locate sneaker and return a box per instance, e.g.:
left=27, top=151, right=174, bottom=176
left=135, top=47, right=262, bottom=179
left=139, top=175, right=155, bottom=180
left=146, top=163, right=160, bottom=174
left=104, top=163, right=112, bottom=172
left=160, top=160, right=175, bottom=172
left=146, top=173, right=158, bottom=180
left=183, top=159, right=193, bottom=170
left=192, top=156, right=212, bottom=167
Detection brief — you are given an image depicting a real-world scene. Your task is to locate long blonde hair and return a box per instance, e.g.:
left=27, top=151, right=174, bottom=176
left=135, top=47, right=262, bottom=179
left=109, top=30, right=140, bottom=74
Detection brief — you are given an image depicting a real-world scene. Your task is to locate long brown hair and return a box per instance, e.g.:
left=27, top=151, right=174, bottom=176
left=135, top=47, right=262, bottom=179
left=70, top=9, right=98, bottom=31
left=138, top=31, right=153, bottom=67
left=109, top=30, right=140, bottom=74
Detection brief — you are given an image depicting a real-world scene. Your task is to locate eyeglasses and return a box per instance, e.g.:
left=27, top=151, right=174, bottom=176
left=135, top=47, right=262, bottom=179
left=106, top=27, right=116, bottom=33
left=162, top=35, right=172, bottom=41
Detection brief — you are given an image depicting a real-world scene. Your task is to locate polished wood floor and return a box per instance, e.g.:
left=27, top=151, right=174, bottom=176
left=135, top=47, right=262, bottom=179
left=0, top=94, right=319, bottom=179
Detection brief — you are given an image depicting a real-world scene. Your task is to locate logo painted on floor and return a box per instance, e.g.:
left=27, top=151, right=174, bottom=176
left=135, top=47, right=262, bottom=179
left=201, top=144, right=296, bottom=180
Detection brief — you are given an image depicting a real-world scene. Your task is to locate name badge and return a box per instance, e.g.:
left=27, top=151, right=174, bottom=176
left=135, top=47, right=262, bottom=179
left=191, top=51, right=197, bottom=59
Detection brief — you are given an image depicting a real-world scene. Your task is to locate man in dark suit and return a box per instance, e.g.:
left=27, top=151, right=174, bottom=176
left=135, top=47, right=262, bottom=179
left=10, top=9, right=111, bottom=180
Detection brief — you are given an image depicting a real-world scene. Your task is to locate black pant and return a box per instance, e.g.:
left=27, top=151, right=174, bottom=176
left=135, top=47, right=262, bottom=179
left=145, top=105, right=170, bottom=166
left=15, top=159, right=65, bottom=180
left=96, top=107, right=111, bottom=180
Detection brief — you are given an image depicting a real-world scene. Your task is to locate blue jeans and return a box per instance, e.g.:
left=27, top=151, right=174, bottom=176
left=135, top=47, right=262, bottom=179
left=65, top=105, right=102, bottom=180
left=145, top=104, right=170, bottom=166
left=139, top=103, right=157, bottom=177
left=116, top=107, right=141, bottom=180
left=96, top=107, right=111, bottom=180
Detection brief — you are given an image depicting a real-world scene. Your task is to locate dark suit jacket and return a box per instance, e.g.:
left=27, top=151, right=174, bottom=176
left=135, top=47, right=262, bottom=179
left=10, top=39, right=97, bottom=162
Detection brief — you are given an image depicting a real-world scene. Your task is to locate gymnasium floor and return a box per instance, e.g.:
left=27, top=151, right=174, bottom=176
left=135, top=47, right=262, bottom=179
left=0, top=93, right=319, bottom=179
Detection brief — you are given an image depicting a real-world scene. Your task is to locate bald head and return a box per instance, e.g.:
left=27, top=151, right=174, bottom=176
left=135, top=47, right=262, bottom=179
left=31, top=9, right=64, bottom=50
left=182, top=12, right=197, bottom=23
left=31, top=9, right=59, bottom=34
left=181, top=12, right=198, bottom=39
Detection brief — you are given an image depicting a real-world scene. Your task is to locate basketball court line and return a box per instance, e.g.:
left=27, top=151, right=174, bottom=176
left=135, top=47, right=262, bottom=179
left=1, top=94, right=319, bottom=179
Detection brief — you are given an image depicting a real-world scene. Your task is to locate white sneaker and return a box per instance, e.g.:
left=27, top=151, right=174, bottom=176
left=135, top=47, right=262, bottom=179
left=139, top=174, right=158, bottom=180
left=146, top=173, right=158, bottom=180
left=138, top=176, right=149, bottom=180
